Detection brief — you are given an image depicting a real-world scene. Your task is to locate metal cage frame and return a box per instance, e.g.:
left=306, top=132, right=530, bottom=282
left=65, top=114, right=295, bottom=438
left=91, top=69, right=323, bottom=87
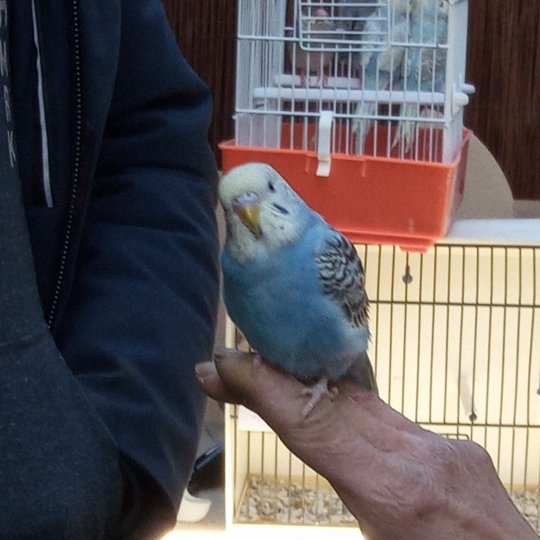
left=224, top=238, right=540, bottom=533
left=234, top=0, right=474, bottom=164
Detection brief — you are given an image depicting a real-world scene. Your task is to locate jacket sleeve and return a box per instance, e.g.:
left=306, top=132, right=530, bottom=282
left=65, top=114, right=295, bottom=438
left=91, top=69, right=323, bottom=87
left=55, top=1, right=220, bottom=535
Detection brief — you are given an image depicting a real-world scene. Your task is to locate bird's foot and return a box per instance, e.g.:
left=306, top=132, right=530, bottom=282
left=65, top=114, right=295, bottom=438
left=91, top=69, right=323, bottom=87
left=351, top=118, right=371, bottom=155
left=315, top=72, right=329, bottom=87
left=300, top=377, right=338, bottom=418
left=391, top=121, right=415, bottom=154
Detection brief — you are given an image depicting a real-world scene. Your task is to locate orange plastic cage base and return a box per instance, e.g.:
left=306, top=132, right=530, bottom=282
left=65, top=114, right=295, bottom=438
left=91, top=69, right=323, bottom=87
left=219, top=128, right=470, bottom=252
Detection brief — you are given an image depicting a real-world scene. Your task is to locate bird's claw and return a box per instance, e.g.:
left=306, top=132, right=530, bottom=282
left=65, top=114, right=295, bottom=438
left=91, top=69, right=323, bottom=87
left=392, top=121, right=415, bottom=154
left=353, top=121, right=370, bottom=155
left=300, top=378, right=338, bottom=418
left=317, top=73, right=329, bottom=87
left=299, top=71, right=328, bottom=88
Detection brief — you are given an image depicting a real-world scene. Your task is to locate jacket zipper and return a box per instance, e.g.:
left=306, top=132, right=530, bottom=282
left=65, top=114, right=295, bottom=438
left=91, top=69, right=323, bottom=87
left=46, top=0, right=83, bottom=327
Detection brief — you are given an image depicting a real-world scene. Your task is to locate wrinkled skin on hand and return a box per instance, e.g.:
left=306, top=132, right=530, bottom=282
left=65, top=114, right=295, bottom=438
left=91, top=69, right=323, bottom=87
left=196, top=350, right=537, bottom=540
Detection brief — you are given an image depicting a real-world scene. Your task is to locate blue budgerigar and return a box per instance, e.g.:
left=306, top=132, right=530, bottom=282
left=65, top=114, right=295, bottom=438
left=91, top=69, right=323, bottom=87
left=219, top=163, right=377, bottom=417
left=352, top=0, right=412, bottom=154
left=392, top=0, right=449, bottom=152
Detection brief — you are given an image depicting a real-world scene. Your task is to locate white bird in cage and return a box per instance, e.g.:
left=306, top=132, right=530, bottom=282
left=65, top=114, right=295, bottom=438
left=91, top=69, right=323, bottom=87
left=219, top=163, right=377, bottom=418
left=288, top=7, right=337, bottom=87
left=392, top=0, right=449, bottom=153
left=352, top=0, right=412, bottom=154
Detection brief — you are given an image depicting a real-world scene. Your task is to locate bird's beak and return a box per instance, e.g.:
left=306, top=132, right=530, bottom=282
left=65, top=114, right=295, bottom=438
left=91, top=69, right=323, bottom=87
left=237, top=204, right=261, bottom=238
left=232, top=193, right=262, bottom=239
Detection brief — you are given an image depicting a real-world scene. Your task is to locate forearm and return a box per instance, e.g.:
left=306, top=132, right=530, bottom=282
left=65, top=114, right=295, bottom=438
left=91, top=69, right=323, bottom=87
left=56, top=167, right=219, bottom=509
left=55, top=0, right=220, bottom=515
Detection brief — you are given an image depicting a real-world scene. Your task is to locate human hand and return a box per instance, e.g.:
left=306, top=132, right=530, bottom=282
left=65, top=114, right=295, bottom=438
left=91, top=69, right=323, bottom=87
left=195, top=350, right=537, bottom=540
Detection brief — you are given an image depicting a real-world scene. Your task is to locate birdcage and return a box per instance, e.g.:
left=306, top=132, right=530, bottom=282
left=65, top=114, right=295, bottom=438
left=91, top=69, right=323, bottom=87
left=222, top=221, right=540, bottom=537
left=220, top=0, right=475, bottom=251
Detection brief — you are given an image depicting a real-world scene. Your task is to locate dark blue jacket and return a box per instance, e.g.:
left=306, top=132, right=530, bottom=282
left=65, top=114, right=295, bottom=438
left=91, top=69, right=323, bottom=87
left=12, top=0, right=220, bottom=531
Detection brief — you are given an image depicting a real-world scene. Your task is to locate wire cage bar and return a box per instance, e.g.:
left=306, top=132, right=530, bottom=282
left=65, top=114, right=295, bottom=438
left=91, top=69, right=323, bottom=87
left=234, top=0, right=473, bottom=163
left=224, top=0, right=475, bottom=251
left=225, top=240, right=540, bottom=532
left=297, top=1, right=390, bottom=53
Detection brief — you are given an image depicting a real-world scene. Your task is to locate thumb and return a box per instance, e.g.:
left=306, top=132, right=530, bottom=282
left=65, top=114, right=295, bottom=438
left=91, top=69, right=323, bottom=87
left=212, top=349, right=261, bottom=400
left=195, top=350, right=282, bottom=406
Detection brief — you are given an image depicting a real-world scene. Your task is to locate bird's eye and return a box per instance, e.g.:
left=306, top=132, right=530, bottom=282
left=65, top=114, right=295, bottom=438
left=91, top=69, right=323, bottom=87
left=272, top=203, right=289, bottom=215
left=268, top=181, right=276, bottom=193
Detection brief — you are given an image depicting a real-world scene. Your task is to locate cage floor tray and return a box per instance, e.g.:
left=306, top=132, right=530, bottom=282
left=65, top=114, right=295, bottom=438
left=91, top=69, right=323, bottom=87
left=220, top=129, right=470, bottom=252
left=511, top=489, right=540, bottom=534
left=236, top=476, right=356, bottom=526
left=235, top=476, right=540, bottom=533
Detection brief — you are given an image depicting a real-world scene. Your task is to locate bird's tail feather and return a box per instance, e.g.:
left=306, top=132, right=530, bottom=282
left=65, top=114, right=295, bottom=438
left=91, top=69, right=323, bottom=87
left=347, top=351, right=378, bottom=395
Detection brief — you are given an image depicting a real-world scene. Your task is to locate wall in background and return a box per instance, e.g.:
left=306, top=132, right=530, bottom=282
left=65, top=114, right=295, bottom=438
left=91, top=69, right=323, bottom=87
left=162, top=1, right=540, bottom=200
left=162, top=1, right=237, bottom=158
left=465, top=2, right=540, bottom=200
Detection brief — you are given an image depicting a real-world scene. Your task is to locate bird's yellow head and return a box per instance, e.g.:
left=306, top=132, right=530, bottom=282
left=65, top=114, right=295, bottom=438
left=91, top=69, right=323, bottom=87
left=218, top=162, right=312, bottom=257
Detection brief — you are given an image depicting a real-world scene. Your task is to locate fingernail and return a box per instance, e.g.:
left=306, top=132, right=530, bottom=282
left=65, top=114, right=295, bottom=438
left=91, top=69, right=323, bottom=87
left=195, top=362, right=214, bottom=383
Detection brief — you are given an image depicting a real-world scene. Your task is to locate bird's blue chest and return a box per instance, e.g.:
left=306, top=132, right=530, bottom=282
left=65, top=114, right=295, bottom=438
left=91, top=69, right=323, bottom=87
left=221, top=234, right=361, bottom=379
left=222, top=241, right=320, bottom=321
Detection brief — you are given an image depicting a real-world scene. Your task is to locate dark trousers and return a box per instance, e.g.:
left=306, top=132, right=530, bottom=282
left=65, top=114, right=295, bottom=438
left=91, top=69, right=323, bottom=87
left=0, top=174, right=123, bottom=538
